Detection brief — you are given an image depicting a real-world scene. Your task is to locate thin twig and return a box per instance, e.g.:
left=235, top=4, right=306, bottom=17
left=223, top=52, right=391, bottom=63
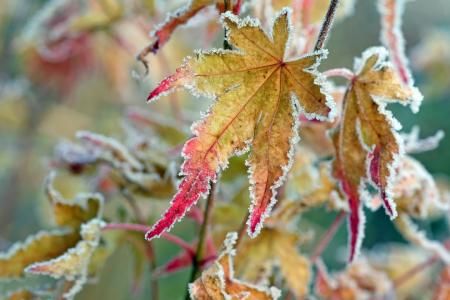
left=235, top=211, right=250, bottom=251
left=120, top=189, right=159, bottom=299
left=393, top=240, right=450, bottom=289
left=310, top=211, right=346, bottom=262
left=323, top=68, right=355, bottom=80
left=314, top=0, right=341, bottom=51
left=186, top=173, right=221, bottom=298
left=393, top=256, right=439, bottom=289
left=121, top=188, right=146, bottom=224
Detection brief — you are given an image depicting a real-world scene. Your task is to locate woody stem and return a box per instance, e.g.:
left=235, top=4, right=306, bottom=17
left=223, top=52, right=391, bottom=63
left=310, top=211, right=346, bottom=262
left=314, top=0, right=341, bottom=51
left=186, top=172, right=221, bottom=298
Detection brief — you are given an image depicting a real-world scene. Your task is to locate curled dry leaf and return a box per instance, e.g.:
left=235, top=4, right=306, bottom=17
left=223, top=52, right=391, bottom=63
left=189, top=232, right=281, bottom=300
left=315, top=258, right=394, bottom=300
left=330, top=47, right=422, bottom=262
left=0, top=173, right=103, bottom=278
left=137, top=0, right=246, bottom=67
left=146, top=8, right=335, bottom=240
left=25, top=219, right=104, bottom=300
left=235, top=228, right=311, bottom=298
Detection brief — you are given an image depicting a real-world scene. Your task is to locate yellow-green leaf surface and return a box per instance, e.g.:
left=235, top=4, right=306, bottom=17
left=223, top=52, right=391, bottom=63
left=146, top=8, right=335, bottom=241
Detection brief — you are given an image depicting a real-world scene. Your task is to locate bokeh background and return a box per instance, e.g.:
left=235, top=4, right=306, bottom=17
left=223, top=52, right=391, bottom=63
left=0, top=0, right=449, bottom=299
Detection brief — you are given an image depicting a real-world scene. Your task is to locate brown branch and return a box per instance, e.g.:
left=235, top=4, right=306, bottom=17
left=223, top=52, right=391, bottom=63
left=314, top=0, right=341, bottom=51
left=310, top=211, right=346, bottom=262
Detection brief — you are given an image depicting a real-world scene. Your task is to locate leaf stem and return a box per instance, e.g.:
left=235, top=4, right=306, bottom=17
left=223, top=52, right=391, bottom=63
left=393, top=240, right=450, bottom=289
left=235, top=211, right=249, bottom=251
left=313, top=0, right=341, bottom=51
left=392, top=256, right=438, bottom=289
left=323, top=68, right=354, bottom=80
left=186, top=173, right=221, bottom=293
left=102, top=223, right=194, bottom=256
left=120, top=189, right=159, bottom=300
left=310, top=211, right=346, bottom=262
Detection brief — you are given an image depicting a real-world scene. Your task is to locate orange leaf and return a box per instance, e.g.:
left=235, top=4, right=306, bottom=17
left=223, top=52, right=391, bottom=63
left=146, top=8, right=335, bottom=240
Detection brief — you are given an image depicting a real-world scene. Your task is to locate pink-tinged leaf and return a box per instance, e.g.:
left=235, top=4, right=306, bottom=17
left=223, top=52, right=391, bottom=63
left=155, top=248, right=193, bottom=276
left=136, top=0, right=246, bottom=77
left=378, top=0, right=413, bottom=86
left=331, top=47, right=422, bottom=262
left=145, top=9, right=334, bottom=240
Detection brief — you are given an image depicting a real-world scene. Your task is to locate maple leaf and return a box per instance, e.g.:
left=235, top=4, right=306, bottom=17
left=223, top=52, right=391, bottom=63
left=145, top=8, right=335, bottom=240
left=330, top=47, right=422, bottom=262
left=188, top=232, right=281, bottom=300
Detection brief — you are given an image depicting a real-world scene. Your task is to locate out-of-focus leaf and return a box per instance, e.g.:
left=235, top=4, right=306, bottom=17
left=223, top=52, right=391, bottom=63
left=0, top=231, right=79, bottom=278
left=188, top=232, right=281, bottom=300
left=145, top=8, right=335, bottom=241
left=235, top=228, right=310, bottom=298
left=367, top=244, right=432, bottom=300
left=378, top=0, right=413, bottom=86
left=25, top=219, right=104, bottom=300
left=330, top=47, right=422, bottom=262
left=0, top=173, right=104, bottom=278
left=315, top=258, right=394, bottom=300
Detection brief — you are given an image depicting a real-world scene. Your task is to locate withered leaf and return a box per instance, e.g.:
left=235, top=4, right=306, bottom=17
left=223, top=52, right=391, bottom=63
left=330, top=47, right=422, bottom=262
left=235, top=228, right=310, bottom=298
left=25, top=219, right=104, bottom=300
left=315, top=258, right=393, bottom=300
left=0, top=173, right=103, bottom=278
left=146, top=8, right=335, bottom=241
left=189, top=232, right=281, bottom=300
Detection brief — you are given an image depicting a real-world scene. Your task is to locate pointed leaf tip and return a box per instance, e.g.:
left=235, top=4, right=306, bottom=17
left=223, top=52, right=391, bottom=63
left=146, top=10, right=333, bottom=241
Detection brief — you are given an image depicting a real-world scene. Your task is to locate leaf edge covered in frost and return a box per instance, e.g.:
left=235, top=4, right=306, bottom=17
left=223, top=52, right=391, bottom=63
left=145, top=8, right=335, bottom=241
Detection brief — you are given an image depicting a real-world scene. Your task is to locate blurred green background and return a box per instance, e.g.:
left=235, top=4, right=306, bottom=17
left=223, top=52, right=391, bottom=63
left=0, top=0, right=449, bottom=299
